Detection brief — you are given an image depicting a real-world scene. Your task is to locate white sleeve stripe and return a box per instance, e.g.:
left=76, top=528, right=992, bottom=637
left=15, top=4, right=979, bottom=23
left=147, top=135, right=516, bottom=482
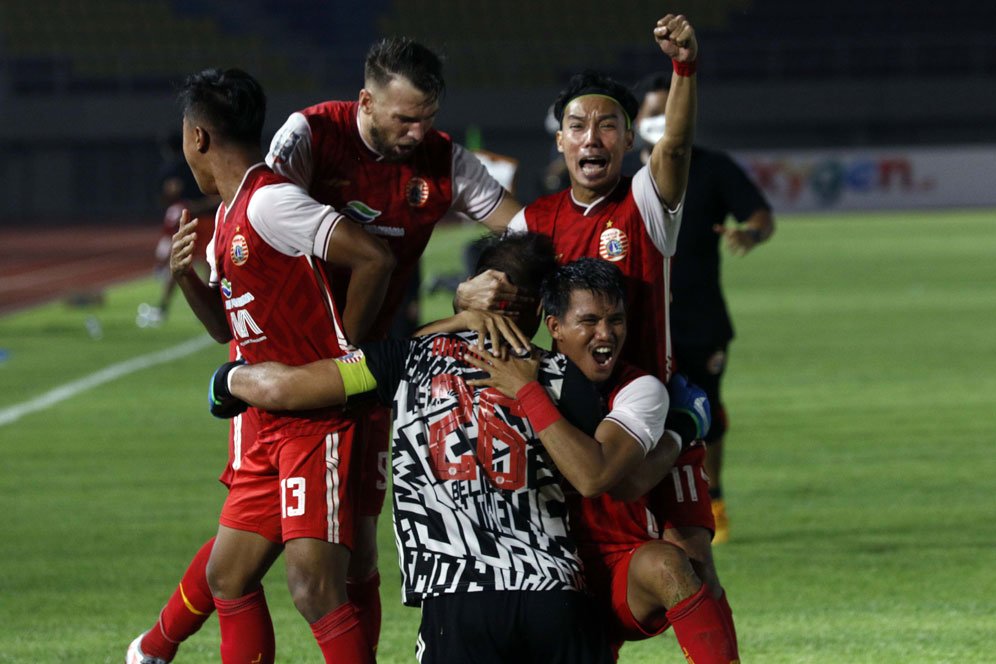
left=602, top=416, right=653, bottom=455
left=313, top=213, right=344, bottom=260
left=470, top=187, right=505, bottom=222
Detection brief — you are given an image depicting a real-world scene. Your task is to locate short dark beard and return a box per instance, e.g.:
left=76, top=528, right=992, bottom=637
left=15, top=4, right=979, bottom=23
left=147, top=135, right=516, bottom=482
left=367, top=121, right=410, bottom=162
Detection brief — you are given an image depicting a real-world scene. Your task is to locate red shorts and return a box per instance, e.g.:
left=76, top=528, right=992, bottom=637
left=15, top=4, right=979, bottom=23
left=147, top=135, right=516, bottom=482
left=647, top=445, right=715, bottom=533
left=218, top=407, right=260, bottom=489
left=354, top=403, right=391, bottom=517
left=220, top=424, right=358, bottom=547
left=584, top=545, right=671, bottom=646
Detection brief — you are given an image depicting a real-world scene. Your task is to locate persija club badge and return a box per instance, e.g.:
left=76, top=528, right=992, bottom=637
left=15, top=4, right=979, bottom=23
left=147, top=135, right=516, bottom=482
left=599, top=223, right=628, bottom=262
left=405, top=177, right=430, bottom=208
left=230, top=234, right=249, bottom=266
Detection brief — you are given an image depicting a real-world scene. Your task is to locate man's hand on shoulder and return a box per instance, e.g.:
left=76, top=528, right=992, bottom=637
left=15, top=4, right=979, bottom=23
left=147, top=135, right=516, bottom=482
left=209, top=360, right=249, bottom=419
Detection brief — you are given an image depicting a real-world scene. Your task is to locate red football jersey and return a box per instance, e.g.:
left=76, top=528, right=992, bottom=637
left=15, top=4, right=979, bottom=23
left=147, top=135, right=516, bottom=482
left=568, top=362, right=668, bottom=556
left=210, top=164, right=350, bottom=441
left=267, top=101, right=505, bottom=339
left=511, top=166, right=682, bottom=383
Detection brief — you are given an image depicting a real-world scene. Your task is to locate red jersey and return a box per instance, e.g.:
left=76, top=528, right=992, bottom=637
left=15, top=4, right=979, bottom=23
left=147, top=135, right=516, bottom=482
left=208, top=164, right=351, bottom=441
left=266, top=101, right=505, bottom=339
left=566, top=362, right=669, bottom=556
left=509, top=166, right=682, bottom=382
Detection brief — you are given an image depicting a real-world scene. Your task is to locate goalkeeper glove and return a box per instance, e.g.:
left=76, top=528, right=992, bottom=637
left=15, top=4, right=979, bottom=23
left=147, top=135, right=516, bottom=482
left=664, top=373, right=711, bottom=448
left=209, top=359, right=248, bottom=419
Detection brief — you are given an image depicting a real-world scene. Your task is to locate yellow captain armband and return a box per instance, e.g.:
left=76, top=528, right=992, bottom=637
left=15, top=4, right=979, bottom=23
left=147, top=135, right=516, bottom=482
left=334, top=350, right=378, bottom=398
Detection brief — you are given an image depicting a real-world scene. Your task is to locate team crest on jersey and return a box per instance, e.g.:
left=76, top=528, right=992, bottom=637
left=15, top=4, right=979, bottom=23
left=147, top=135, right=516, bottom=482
left=599, top=225, right=628, bottom=262
left=405, top=177, right=430, bottom=208
left=230, top=234, right=249, bottom=266
left=341, top=200, right=382, bottom=223
left=220, top=278, right=233, bottom=298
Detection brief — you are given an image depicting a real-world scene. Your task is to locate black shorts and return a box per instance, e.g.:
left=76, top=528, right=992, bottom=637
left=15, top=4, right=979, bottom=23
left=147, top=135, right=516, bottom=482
left=673, top=343, right=728, bottom=442
left=416, top=590, right=611, bottom=664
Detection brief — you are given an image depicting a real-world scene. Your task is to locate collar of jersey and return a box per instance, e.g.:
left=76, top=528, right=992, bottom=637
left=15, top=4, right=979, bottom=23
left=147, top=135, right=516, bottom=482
left=569, top=178, right=621, bottom=216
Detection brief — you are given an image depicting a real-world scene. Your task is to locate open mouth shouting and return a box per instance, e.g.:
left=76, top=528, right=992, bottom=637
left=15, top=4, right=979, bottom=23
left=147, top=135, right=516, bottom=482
left=578, top=155, right=610, bottom=179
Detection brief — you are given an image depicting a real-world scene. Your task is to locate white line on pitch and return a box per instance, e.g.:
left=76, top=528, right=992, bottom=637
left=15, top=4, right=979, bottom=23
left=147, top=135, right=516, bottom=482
left=0, top=335, right=215, bottom=427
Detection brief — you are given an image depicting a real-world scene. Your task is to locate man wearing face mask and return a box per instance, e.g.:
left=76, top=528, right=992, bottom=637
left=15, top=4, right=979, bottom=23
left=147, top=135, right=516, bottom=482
left=631, top=72, right=775, bottom=544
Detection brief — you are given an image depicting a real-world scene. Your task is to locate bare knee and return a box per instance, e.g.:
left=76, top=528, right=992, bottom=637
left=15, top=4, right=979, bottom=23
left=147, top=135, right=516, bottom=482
left=285, top=539, right=350, bottom=622
left=630, top=541, right=701, bottom=610
left=663, top=526, right=723, bottom=597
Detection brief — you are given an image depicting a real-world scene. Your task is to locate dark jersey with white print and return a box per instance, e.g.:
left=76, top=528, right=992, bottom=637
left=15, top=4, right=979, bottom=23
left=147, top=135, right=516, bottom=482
left=353, top=331, right=602, bottom=606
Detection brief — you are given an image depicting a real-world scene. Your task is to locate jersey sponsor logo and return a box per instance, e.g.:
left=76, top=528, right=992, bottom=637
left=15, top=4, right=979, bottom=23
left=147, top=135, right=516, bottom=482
left=405, top=177, right=430, bottom=208
left=341, top=200, right=383, bottom=223
left=220, top=278, right=233, bottom=298
left=230, top=234, right=249, bottom=266
left=599, top=225, right=628, bottom=262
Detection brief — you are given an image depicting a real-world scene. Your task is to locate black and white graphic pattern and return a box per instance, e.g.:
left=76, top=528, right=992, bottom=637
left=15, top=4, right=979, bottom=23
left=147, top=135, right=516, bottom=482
left=385, top=332, right=586, bottom=606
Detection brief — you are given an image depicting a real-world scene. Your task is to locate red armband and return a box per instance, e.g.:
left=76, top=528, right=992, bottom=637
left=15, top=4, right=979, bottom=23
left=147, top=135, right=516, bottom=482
left=516, top=381, right=562, bottom=433
left=673, top=59, right=697, bottom=77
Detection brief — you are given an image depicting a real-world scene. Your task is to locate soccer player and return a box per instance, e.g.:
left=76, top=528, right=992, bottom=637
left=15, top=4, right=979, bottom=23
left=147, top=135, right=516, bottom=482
left=468, top=258, right=739, bottom=663
left=127, top=37, right=519, bottom=662
left=457, top=12, right=740, bottom=658
left=264, top=35, right=523, bottom=651
left=132, top=67, right=394, bottom=664
left=631, top=71, right=775, bottom=543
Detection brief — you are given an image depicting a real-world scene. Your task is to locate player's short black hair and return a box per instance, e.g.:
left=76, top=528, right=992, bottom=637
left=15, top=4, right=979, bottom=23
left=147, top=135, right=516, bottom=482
left=177, top=68, right=266, bottom=147
left=474, top=232, right=557, bottom=296
left=542, top=257, right=626, bottom=319
left=365, top=37, right=446, bottom=103
left=632, top=71, right=671, bottom=102
left=553, top=70, right=640, bottom=128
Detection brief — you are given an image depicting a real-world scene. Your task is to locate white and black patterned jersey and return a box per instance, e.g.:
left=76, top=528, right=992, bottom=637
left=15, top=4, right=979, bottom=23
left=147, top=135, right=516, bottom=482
left=359, top=331, right=602, bottom=606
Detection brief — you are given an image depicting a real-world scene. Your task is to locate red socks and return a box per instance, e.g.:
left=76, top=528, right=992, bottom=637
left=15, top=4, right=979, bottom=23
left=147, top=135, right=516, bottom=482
left=666, top=584, right=739, bottom=664
left=215, top=588, right=275, bottom=664
left=347, top=570, right=382, bottom=656
left=140, top=536, right=216, bottom=661
left=310, top=602, right=373, bottom=664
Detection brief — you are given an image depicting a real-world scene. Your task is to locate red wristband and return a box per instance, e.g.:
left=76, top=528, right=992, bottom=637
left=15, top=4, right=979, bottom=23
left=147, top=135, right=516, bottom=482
left=516, top=381, right=562, bottom=433
left=673, top=59, right=697, bottom=77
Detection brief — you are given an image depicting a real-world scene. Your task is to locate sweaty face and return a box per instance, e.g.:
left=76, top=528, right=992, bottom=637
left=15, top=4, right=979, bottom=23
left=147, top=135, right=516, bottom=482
left=362, top=76, right=439, bottom=161
left=548, top=289, right=627, bottom=384
left=556, top=95, right=634, bottom=203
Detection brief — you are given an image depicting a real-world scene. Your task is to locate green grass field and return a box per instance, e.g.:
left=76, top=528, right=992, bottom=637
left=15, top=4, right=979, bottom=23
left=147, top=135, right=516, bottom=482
left=2, top=209, right=995, bottom=663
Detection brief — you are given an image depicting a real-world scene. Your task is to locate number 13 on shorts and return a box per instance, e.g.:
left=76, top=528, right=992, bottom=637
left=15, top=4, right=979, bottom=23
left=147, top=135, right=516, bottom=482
left=281, top=477, right=306, bottom=517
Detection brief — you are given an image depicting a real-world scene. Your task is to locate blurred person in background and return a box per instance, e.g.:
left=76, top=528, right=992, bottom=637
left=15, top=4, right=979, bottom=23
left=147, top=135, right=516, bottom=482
left=136, top=131, right=219, bottom=328
left=632, top=71, right=775, bottom=544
